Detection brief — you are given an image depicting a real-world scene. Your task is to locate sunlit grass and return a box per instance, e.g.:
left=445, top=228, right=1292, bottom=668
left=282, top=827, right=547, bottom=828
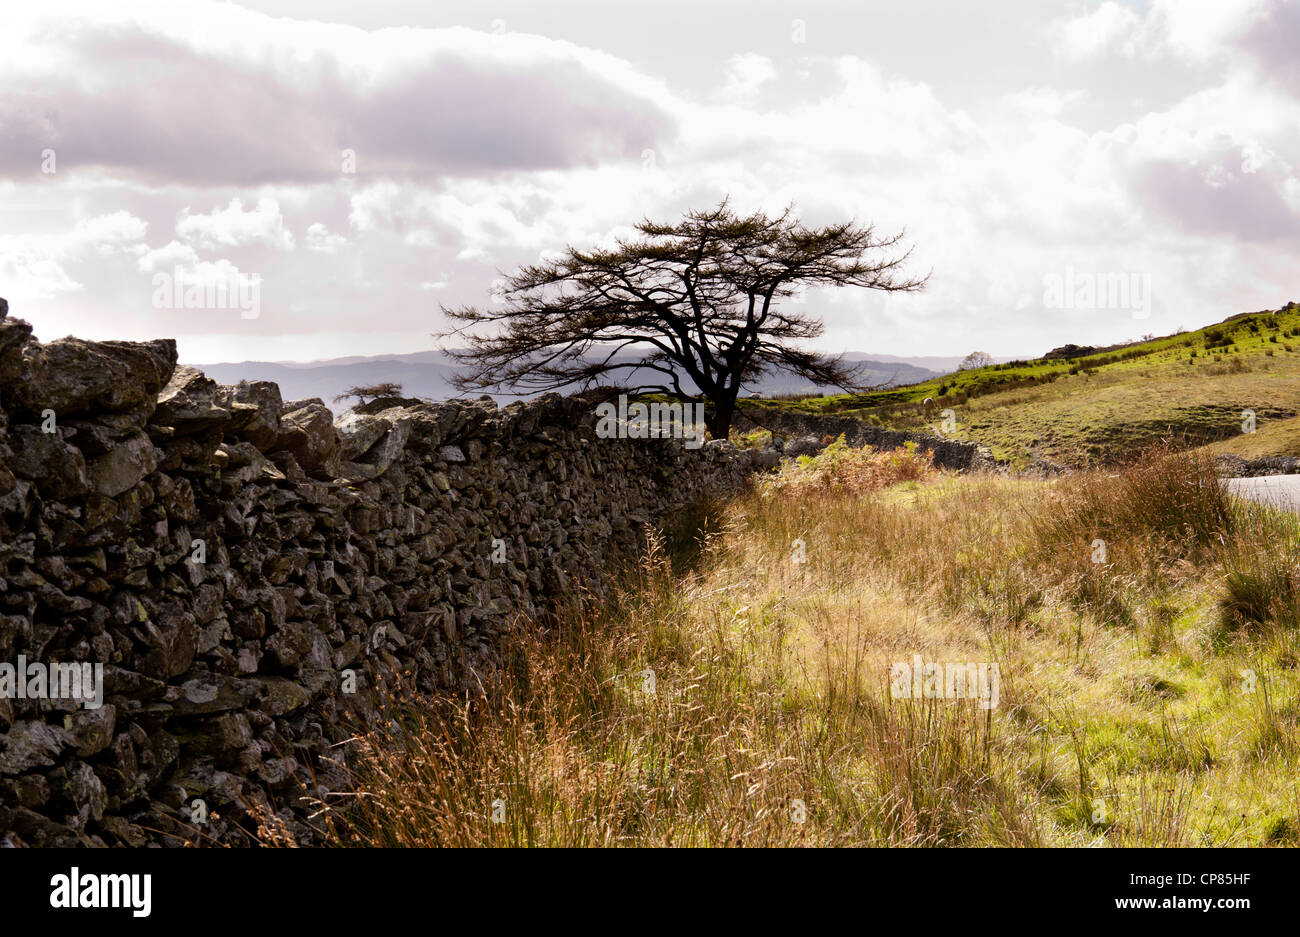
left=317, top=449, right=1300, bottom=847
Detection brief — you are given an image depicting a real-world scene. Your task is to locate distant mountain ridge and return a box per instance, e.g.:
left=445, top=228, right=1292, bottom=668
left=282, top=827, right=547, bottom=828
left=189, top=348, right=945, bottom=410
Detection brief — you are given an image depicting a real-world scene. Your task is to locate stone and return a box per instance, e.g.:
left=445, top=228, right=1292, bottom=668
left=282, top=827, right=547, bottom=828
left=9, top=337, right=176, bottom=417
left=221, top=380, right=282, bottom=450
left=249, top=676, right=311, bottom=716
left=783, top=434, right=826, bottom=459
left=272, top=399, right=340, bottom=474
left=336, top=411, right=392, bottom=461
left=62, top=761, right=107, bottom=825
left=0, top=773, right=50, bottom=808
left=353, top=417, right=412, bottom=476
left=0, top=317, right=33, bottom=387
left=63, top=411, right=148, bottom=456
left=64, top=705, right=117, bottom=757
left=218, top=441, right=285, bottom=484
left=0, top=721, right=73, bottom=775
left=164, top=674, right=261, bottom=715
left=7, top=426, right=90, bottom=498
left=153, top=365, right=231, bottom=433
left=86, top=430, right=158, bottom=497
left=0, top=807, right=93, bottom=846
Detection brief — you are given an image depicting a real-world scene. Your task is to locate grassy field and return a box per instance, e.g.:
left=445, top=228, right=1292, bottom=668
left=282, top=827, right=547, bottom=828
left=746, top=303, right=1300, bottom=468
left=319, top=445, right=1300, bottom=847
left=1208, top=415, right=1300, bottom=459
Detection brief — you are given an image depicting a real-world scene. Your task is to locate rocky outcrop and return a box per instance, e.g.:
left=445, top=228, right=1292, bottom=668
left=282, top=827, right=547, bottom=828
left=0, top=302, right=758, bottom=847
left=1214, top=453, right=1300, bottom=478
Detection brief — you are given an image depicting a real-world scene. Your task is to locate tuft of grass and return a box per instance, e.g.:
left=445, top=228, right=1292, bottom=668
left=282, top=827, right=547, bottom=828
left=758, top=436, right=935, bottom=498
left=1219, top=553, right=1300, bottom=635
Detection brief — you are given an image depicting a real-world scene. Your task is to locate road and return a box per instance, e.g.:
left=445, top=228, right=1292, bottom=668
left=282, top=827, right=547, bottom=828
left=1222, top=474, right=1300, bottom=512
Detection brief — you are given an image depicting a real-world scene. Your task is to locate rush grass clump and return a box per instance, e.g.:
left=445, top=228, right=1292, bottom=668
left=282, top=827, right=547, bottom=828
left=1034, top=447, right=1233, bottom=567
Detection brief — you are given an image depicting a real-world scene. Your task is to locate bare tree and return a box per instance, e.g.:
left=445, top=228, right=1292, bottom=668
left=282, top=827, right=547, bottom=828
left=959, top=351, right=993, bottom=370
left=437, top=200, right=926, bottom=437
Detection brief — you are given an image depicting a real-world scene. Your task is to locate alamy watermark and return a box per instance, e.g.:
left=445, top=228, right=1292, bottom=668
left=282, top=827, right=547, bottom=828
left=49, top=867, right=150, bottom=917
left=0, top=656, right=104, bottom=710
left=1043, top=266, right=1151, bottom=320
left=889, top=654, right=1000, bottom=709
left=594, top=395, right=706, bottom=449
left=151, top=265, right=261, bottom=319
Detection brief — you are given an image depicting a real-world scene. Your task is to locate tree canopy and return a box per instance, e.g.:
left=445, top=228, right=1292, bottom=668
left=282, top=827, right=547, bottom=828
left=438, top=200, right=926, bottom=436
left=334, top=382, right=404, bottom=405
left=959, top=351, right=993, bottom=370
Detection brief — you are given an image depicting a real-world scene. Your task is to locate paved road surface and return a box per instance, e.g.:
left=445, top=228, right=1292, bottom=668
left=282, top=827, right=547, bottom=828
left=1222, top=475, right=1300, bottom=512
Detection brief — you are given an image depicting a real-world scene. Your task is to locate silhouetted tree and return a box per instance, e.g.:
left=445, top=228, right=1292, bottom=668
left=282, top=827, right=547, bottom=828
left=334, top=382, right=404, bottom=405
left=437, top=200, right=926, bottom=437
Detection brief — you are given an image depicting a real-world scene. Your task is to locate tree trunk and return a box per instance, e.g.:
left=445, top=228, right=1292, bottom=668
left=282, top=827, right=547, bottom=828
left=705, top=394, right=737, bottom=440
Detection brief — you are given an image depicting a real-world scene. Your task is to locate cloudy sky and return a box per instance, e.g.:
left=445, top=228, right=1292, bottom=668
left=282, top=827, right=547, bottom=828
left=2, top=0, right=1298, bottom=365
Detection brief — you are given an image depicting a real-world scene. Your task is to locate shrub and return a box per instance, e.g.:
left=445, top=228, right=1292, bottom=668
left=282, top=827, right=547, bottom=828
left=732, top=428, right=773, bottom=449
left=1204, top=329, right=1231, bottom=349
left=759, top=435, right=935, bottom=498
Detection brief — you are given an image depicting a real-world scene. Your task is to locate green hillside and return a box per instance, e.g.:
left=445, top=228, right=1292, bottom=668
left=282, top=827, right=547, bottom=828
left=749, top=303, right=1300, bottom=468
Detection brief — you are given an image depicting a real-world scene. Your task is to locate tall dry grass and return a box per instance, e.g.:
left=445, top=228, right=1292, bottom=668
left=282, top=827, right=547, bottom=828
left=316, top=447, right=1300, bottom=847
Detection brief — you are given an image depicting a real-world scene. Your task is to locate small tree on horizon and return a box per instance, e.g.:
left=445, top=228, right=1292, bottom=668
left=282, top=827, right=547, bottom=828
left=959, top=351, right=993, bottom=370
left=436, top=200, right=927, bottom=438
left=334, top=382, right=404, bottom=406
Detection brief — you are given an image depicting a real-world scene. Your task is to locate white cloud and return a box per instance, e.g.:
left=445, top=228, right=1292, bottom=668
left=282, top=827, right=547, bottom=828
left=177, top=197, right=295, bottom=250
left=0, top=250, right=83, bottom=300
left=172, top=258, right=251, bottom=289
left=138, top=239, right=199, bottom=272
left=305, top=222, right=346, bottom=253
left=66, top=211, right=149, bottom=255
left=718, top=53, right=778, bottom=101
left=1150, top=0, right=1269, bottom=62
left=0, top=211, right=148, bottom=300
left=1052, top=2, right=1144, bottom=60
left=1050, top=0, right=1273, bottom=64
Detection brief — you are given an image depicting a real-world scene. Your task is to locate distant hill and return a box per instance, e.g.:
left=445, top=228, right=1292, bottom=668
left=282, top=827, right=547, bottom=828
left=856, top=353, right=1021, bottom=373
left=189, top=348, right=942, bottom=410
left=193, top=352, right=466, bottom=411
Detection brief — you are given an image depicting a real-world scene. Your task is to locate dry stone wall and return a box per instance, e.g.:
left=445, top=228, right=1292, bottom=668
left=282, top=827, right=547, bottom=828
left=734, top=404, right=998, bottom=471
left=0, top=299, right=759, bottom=846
